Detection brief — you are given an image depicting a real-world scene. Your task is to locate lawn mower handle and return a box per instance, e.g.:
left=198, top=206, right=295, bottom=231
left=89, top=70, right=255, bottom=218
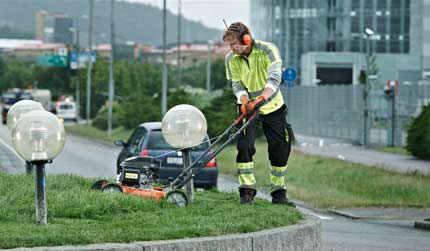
left=170, top=111, right=259, bottom=189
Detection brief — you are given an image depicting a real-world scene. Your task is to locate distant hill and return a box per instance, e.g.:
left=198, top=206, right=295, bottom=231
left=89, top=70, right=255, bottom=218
left=0, top=0, right=221, bottom=47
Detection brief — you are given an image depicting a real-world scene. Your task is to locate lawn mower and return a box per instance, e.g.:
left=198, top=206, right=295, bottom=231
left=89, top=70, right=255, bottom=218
left=92, top=111, right=259, bottom=207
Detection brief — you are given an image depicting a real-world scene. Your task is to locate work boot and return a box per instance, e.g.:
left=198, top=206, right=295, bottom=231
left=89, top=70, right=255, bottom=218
left=239, top=188, right=257, bottom=205
left=271, top=189, right=296, bottom=207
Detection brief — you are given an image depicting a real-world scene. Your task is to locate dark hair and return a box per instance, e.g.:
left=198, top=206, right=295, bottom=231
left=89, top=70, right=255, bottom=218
left=222, top=22, right=251, bottom=43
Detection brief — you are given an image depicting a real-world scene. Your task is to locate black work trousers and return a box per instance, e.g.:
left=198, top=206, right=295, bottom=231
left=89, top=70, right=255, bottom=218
left=236, top=104, right=292, bottom=170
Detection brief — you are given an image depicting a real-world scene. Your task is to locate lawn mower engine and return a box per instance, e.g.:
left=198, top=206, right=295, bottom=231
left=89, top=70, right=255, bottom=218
left=118, top=156, right=161, bottom=189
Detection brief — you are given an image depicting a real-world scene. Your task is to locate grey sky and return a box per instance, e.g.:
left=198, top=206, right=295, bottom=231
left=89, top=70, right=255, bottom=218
left=126, top=0, right=250, bottom=30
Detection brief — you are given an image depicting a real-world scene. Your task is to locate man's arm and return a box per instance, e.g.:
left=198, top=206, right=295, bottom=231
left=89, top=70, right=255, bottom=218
left=258, top=42, right=283, bottom=100
left=225, top=52, right=248, bottom=103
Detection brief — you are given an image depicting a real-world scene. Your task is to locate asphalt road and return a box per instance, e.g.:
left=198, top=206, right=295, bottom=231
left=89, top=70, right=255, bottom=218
left=0, top=124, right=429, bottom=250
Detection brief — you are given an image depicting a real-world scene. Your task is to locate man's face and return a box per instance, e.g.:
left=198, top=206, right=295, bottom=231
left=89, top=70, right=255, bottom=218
left=225, top=37, right=248, bottom=55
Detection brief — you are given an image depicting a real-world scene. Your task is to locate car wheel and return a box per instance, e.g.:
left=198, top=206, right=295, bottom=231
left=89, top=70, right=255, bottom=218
left=91, top=179, right=109, bottom=190
left=166, top=189, right=189, bottom=207
left=101, top=183, right=123, bottom=194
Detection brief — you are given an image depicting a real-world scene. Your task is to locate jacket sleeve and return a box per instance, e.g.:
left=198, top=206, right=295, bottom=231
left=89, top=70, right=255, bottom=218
left=261, top=42, right=283, bottom=93
left=225, top=53, right=248, bottom=102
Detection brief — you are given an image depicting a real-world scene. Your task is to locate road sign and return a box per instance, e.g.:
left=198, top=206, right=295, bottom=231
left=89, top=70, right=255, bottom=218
left=70, top=52, right=96, bottom=69
left=37, top=55, right=68, bottom=67
left=283, top=67, right=297, bottom=82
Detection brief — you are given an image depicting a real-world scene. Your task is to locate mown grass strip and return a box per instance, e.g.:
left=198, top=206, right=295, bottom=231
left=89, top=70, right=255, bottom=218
left=217, top=140, right=430, bottom=209
left=0, top=173, right=301, bottom=249
left=64, top=125, right=132, bottom=143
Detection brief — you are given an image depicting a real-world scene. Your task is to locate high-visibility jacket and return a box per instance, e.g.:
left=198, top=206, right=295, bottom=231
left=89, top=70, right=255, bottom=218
left=225, top=40, right=284, bottom=115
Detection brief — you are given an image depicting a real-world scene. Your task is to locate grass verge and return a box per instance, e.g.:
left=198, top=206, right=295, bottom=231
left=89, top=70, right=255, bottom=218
left=217, top=139, right=430, bottom=209
left=64, top=125, right=132, bottom=143
left=0, top=173, right=302, bottom=249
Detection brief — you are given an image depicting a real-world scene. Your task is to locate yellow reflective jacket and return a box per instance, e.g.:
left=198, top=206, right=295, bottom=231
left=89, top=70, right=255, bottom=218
left=225, top=40, right=284, bottom=115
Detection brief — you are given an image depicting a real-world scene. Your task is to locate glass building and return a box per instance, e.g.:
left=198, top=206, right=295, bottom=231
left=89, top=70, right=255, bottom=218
left=251, top=0, right=430, bottom=83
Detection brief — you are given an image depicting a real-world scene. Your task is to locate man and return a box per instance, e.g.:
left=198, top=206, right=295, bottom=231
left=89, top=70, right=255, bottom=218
left=223, top=22, right=295, bottom=207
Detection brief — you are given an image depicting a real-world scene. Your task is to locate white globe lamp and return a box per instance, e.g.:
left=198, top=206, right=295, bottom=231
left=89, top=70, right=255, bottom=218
left=7, top=100, right=44, bottom=132
left=12, top=110, right=65, bottom=162
left=162, top=104, right=207, bottom=148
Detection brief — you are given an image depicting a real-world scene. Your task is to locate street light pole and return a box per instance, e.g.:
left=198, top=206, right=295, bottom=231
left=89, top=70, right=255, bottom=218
left=206, top=40, right=212, bottom=92
left=107, top=0, right=115, bottom=137
left=363, top=28, right=373, bottom=147
left=74, top=18, right=80, bottom=120
left=177, top=0, right=182, bottom=86
left=86, top=0, right=94, bottom=125
left=161, top=0, right=168, bottom=116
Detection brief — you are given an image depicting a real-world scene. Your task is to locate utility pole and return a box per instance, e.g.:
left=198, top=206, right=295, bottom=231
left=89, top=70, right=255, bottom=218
left=107, top=0, right=115, bottom=137
left=86, top=0, right=94, bottom=125
left=206, top=40, right=212, bottom=92
left=161, top=0, right=168, bottom=115
left=177, top=0, right=182, bottom=86
left=75, top=18, right=80, bottom=120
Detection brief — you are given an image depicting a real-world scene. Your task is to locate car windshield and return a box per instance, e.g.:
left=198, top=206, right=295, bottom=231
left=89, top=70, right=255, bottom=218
left=59, top=104, right=74, bottom=110
left=147, top=130, right=210, bottom=150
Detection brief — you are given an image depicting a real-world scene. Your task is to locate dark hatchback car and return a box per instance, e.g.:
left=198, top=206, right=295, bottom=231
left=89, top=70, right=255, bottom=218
left=115, top=122, right=218, bottom=188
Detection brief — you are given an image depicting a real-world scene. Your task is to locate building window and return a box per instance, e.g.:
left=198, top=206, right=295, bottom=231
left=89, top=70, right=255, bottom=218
left=403, top=39, right=410, bottom=53
left=377, top=17, right=387, bottom=33
left=351, top=1, right=360, bottom=10
left=390, top=17, right=401, bottom=34
left=391, top=0, right=401, bottom=9
left=390, top=40, right=400, bottom=53
left=377, top=0, right=387, bottom=9
left=376, top=40, right=386, bottom=53
left=351, top=39, right=360, bottom=52
left=351, top=17, right=359, bottom=33
left=326, top=42, right=336, bottom=51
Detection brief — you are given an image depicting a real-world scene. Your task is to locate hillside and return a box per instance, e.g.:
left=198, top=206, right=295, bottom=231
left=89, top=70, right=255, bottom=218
left=0, top=0, right=221, bottom=46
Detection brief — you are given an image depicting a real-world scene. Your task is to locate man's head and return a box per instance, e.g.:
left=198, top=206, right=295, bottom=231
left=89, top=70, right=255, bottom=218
left=223, top=22, right=252, bottom=55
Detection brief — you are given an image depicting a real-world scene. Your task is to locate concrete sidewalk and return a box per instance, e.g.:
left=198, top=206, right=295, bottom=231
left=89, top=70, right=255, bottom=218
left=294, top=134, right=430, bottom=175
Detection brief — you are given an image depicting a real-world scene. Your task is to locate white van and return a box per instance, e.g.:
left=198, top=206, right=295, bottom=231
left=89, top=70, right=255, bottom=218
left=56, top=101, right=78, bottom=122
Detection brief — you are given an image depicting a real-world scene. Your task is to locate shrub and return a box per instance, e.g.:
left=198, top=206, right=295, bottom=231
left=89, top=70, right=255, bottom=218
left=203, top=88, right=237, bottom=137
left=92, top=102, right=124, bottom=130
left=406, top=105, right=430, bottom=160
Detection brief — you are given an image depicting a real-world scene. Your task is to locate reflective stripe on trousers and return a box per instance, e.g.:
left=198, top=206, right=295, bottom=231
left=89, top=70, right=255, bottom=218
left=270, top=165, right=287, bottom=192
left=237, top=162, right=256, bottom=189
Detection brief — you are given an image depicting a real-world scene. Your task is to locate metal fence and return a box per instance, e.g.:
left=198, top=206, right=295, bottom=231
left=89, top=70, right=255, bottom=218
left=282, top=83, right=430, bottom=146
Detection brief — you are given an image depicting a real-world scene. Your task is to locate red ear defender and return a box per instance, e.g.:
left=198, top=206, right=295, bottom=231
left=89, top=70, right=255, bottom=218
left=242, top=34, right=252, bottom=45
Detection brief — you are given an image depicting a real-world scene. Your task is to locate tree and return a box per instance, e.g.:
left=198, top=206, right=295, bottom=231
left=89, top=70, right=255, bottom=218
left=0, top=59, right=33, bottom=90
left=406, top=105, right=430, bottom=160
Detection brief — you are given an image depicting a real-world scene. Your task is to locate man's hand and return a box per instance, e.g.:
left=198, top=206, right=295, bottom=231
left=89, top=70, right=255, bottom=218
left=246, top=95, right=266, bottom=113
left=239, top=95, right=249, bottom=115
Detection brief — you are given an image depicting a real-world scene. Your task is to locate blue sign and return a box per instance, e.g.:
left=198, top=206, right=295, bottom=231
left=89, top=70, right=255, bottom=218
left=283, top=68, right=297, bottom=82
left=70, top=52, right=96, bottom=69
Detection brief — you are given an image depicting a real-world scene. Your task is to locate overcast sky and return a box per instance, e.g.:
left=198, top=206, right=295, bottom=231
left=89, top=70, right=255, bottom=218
left=125, top=0, right=250, bottom=30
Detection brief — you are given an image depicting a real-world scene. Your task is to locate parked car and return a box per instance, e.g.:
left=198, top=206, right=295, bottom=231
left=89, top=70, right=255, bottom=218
left=115, top=122, right=218, bottom=188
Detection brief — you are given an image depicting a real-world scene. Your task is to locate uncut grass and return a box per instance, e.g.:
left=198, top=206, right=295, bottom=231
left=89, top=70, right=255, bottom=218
left=217, top=139, right=430, bottom=209
left=65, top=125, right=132, bottom=143
left=0, top=173, right=301, bottom=248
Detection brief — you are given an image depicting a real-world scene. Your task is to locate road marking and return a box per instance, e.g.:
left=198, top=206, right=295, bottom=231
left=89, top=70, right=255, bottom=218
left=299, top=207, right=333, bottom=220
left=0, top=138, right=25, bottom=164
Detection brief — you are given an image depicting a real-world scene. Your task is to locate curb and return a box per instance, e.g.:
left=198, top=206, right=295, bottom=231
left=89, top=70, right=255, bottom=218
left=3, top=215, right=321, bottom=251
left=327, top=209, right=361, bottom=220
left=415, top=218, right=430, bottom=231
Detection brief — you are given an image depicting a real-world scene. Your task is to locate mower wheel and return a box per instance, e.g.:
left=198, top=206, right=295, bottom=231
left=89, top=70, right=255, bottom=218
left=101, top=183, right=123, bottom=194
left=91, top=180, right=109, bottom=190
left=166, top=189, right=189, bottom=207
